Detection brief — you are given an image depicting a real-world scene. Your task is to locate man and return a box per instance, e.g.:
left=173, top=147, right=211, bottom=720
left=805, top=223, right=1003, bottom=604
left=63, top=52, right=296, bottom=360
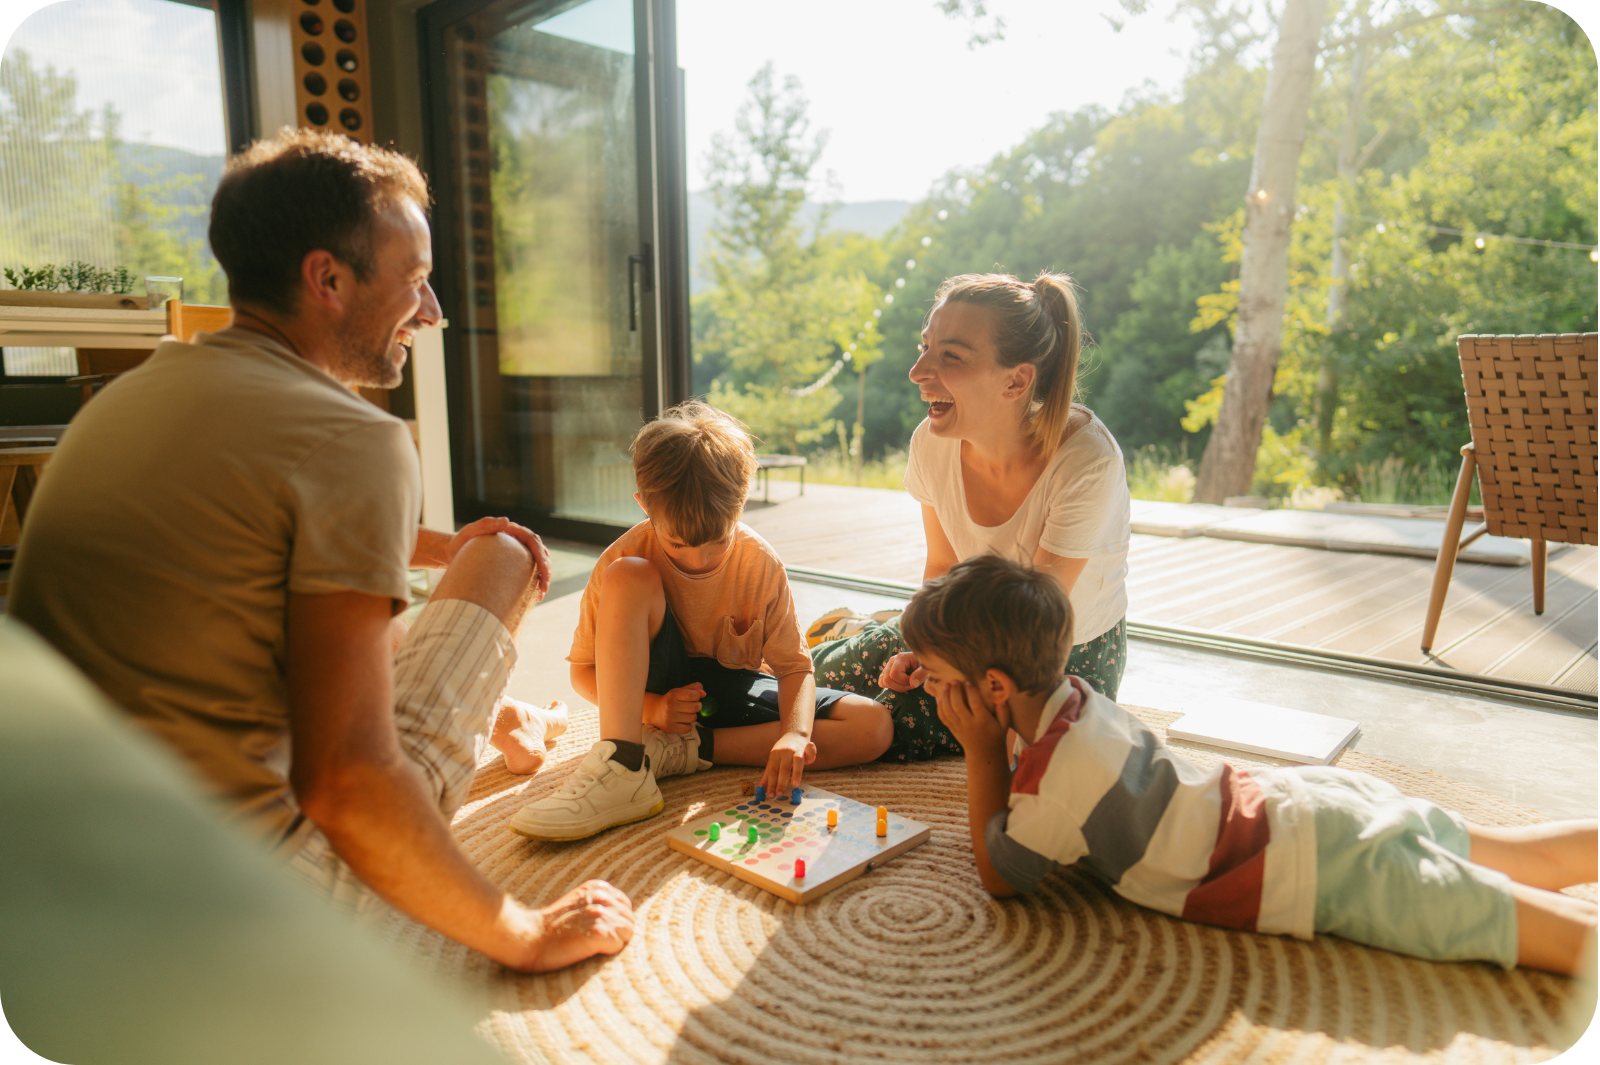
left=10, top=129, right=632, bottom=972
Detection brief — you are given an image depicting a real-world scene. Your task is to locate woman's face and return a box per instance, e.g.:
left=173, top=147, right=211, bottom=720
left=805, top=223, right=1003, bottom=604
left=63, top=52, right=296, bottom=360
left=909, top=300, right=1029, bottom=439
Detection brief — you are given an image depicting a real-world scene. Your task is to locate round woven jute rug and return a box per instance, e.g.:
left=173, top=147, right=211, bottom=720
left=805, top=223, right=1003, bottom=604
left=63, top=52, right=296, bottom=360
left=379, top=705, right=1592, bottom=1065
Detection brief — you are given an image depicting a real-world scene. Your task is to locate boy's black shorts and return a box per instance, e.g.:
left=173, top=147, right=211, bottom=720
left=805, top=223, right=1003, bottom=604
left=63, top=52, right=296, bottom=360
left=646, top=601, right=851, bottom=728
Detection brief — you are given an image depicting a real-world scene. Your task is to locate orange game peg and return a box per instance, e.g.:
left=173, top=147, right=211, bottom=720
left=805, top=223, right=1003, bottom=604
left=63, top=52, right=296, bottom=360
left=876, top=806, right=887, bottom=820
left=827, top=808, right=838, bottom=829
left=875, top=817, right=888, bottom=838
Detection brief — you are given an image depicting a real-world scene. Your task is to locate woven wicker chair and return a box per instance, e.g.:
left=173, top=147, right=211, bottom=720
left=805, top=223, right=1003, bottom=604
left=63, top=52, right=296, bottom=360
left=1421, top=333, right=1598, bottom=652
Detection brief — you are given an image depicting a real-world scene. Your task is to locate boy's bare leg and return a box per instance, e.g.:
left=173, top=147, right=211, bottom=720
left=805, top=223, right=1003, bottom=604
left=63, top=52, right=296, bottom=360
left=711, top=695, right=892, bottom=770
left=491, top=697, right=570, bottom=775
left=1468, top=820, right=1599, bottom=891
left=1508, top=881, right=1597, bottom=976
left=592, top=557, right=668, bottom=745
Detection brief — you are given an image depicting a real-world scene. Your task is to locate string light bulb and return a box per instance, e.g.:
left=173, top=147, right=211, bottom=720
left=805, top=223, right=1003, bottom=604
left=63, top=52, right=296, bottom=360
left=905, top=259, right=916, bottom=270
left=1591, top=250, right=1598, bottom=262
left=1254, top=189, right=1268, bottom=201
left=937, top=209, right=949, bottom=221
left=883, top=294, right=894, bottom=304
left=1376, top=222, right=1387, bottom=234
left=920, top=236, right=932, bottom=247
left=895, top=278, right=905, bottom=288
left=1474, top=235, right=1486, bottom=249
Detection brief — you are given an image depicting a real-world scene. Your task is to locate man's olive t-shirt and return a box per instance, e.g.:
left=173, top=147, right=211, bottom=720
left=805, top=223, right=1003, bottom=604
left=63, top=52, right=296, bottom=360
left=10, top=327, right=420, bottom=841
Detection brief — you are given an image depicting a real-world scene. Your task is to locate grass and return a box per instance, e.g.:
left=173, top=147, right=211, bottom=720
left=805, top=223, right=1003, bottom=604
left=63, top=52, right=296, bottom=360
left=1351, top=455, right=1473, bottom=507
left=1126, top=444, right=1196, bottom=503
left=759, top=449, right=910, bottom=490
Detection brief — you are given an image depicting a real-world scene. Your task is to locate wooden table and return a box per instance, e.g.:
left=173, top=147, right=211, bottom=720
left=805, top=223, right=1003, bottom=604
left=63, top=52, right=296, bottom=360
left=754, top=454, right=807, bottom=504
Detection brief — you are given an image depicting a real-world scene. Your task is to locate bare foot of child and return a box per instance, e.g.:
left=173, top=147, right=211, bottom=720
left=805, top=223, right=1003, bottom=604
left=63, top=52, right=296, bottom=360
left=491, top=697, right=570, bottom=775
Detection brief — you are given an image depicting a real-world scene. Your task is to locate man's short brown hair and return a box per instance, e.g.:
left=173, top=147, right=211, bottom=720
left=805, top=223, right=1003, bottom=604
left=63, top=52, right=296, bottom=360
left=901, top=555, right=1074, bottom=696
left=209, top=128, right=430, bottom=315
left=632, top=401, right=756, bottom=545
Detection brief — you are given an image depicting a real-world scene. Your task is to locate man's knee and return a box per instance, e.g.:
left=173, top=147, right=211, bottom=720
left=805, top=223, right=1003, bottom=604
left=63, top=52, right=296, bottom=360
left=433, top=532, right=536, bottom=626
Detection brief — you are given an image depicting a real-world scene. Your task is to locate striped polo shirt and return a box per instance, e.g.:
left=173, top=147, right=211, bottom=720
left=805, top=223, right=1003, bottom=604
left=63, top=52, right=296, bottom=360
left=986, top=678, right=1318, bottom=939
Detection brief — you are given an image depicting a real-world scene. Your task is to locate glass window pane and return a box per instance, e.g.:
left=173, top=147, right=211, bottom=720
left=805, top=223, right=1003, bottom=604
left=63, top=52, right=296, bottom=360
left=441, top=0, right=645, bottom=528
left=1, top=0, right=229, bottom=323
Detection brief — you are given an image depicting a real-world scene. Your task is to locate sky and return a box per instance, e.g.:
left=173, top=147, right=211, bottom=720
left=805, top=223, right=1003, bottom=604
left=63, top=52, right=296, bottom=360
left=674, top=0, right=1209, bottom=200
left=1, top=0, right=1598, bottom=200
left=0, top=0, right=226, bottom=156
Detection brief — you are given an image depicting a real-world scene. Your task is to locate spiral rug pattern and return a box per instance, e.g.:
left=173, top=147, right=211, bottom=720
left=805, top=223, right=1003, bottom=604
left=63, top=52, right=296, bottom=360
left=379, top=707, right=1590, bottom=1065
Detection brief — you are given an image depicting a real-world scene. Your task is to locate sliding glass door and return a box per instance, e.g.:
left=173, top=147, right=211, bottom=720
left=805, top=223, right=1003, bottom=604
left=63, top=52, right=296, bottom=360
left=421, top=0, right=688, bottom=540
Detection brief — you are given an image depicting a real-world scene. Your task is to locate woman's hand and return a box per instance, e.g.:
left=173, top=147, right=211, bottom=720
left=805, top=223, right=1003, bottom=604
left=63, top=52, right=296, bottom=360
left=877, top=651, right=928, bottom=692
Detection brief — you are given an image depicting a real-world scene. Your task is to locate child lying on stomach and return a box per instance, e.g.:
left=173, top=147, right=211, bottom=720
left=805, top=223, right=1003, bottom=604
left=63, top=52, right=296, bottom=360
left=902, top=554, right=1597, bottom=976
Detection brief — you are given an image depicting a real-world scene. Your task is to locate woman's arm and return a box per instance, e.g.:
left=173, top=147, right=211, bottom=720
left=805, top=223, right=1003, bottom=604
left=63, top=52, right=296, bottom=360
left=921, top=506, right=959, bottom=583
left=1030, top=546, right=1089, bottom=600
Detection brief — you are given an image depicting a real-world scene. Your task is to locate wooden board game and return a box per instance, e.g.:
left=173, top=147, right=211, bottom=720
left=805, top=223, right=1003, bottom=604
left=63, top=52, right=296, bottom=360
left=666, top=785, right=931, bottom=904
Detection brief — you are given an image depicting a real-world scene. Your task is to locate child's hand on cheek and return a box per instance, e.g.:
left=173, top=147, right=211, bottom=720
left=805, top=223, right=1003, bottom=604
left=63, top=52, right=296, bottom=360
left=935, top=681, right=1007, bottom=754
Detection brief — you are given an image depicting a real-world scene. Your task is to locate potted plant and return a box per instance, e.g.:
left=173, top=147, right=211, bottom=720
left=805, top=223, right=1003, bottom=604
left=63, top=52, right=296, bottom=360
left=0, top=263, right=151, bottom=310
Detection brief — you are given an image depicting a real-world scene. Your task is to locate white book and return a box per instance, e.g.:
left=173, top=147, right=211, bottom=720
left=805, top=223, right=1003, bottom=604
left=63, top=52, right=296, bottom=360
left=1167, top=699, right=1360, bottom=765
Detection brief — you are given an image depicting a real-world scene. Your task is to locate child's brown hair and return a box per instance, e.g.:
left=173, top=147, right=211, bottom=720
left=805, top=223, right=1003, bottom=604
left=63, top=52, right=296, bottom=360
left=632, top=401, right=757, bottom=545
left=901, top=555, right=1074, bottom=696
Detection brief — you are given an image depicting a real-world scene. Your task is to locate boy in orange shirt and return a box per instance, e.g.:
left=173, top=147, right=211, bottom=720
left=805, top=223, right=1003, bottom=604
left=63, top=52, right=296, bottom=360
left=510, top=402, right=893, bottom=840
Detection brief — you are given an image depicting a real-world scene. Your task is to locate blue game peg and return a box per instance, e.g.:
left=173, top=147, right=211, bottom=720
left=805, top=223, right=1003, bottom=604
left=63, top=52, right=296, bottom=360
left=791, top=787, right=803, bottom=805
left=754, top=785, right=767, bottom=801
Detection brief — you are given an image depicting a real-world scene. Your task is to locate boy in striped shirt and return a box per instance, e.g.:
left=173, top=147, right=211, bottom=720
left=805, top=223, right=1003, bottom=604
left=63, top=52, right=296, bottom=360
left=902, top=555, right=1596, bottom=975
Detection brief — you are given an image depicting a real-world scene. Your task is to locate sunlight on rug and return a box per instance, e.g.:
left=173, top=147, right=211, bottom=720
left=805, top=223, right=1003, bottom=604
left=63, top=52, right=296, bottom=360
left=378, top=704, right=1593, bottom=1065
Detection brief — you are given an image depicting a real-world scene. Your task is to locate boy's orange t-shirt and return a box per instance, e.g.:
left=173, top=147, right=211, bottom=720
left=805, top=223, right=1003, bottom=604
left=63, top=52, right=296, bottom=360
left=567, top=521, right=814, bottom=678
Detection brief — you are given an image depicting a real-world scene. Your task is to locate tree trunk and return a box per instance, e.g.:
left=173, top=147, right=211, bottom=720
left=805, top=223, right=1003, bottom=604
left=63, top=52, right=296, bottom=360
left=1193, top=0, right=1328, bottom=504
left=1320, top=19, right=1369, bottom=457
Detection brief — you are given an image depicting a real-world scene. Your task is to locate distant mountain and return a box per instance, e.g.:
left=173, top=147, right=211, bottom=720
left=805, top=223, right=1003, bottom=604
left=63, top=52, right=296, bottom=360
left=687, top=192, right=911, bottom=292
left=116, top=142, right=225, bottom=251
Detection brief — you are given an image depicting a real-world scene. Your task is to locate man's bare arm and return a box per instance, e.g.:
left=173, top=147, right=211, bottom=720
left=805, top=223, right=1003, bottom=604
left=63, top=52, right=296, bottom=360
left=287, top=589, right=631, bottom=971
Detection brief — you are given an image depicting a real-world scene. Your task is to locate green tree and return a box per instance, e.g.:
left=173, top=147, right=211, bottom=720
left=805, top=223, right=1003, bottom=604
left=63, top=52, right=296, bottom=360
left=1, top=48, right=224, bottom=303
left=696, top=66, right=879, bottom=454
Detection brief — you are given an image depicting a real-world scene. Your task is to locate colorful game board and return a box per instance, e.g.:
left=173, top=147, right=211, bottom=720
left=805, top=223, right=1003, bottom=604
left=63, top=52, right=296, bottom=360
left=666, top=785, right=931, bottom=904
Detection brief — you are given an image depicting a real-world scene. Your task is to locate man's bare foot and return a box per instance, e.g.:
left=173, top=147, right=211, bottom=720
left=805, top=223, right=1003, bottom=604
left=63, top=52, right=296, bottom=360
left=491, top=697, right=570, bottom=775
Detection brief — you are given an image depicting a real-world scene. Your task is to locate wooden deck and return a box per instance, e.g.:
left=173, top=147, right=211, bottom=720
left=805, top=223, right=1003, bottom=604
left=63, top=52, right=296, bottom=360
left=741, top=481, right=1599, bottom=696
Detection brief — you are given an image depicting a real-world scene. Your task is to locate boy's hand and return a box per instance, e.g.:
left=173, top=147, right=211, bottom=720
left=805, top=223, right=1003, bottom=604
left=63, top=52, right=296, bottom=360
left=643, top=683, right=704, bottom=734
left=759, top=730, right=816, bottom=795
left=935, top=680, right=1007, bottom=753
left=878, top=650, right=928, bottom=692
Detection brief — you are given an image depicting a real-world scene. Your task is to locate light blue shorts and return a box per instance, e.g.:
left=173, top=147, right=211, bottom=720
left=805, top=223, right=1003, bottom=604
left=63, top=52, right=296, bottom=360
left=1304, top=766, right=1519, bottom=969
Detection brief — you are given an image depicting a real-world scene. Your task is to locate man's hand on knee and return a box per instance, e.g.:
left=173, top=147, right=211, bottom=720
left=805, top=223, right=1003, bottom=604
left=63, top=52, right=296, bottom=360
left=447, top=517, right=552, bottom=602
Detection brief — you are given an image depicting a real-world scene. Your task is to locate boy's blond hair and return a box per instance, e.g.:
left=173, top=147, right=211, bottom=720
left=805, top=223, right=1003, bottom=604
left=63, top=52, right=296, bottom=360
left=901, top=555, right=1074, bottom=696
left=632, top=401, right=757, bottom=545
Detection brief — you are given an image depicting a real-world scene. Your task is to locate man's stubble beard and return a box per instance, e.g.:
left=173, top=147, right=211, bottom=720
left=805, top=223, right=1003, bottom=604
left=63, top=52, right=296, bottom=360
left=332, top=298, right=403, bottom=389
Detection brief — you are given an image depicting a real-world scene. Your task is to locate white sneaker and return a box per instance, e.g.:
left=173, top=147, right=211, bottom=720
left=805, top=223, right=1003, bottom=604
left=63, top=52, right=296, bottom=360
left=643, top=725, right=711, bottom=779
left=508, top=740, right=664, bottom=841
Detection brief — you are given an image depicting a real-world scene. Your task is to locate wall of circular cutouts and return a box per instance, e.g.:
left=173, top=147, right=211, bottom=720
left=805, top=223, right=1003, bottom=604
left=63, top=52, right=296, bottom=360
left=291, top=0, right=372, bottom=142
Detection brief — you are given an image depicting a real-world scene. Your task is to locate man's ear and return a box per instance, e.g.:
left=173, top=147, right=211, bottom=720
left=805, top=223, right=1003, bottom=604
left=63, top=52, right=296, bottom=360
left=300, top=249, right=351, bottom=313
left=982, top=667, right=1017, bottom=709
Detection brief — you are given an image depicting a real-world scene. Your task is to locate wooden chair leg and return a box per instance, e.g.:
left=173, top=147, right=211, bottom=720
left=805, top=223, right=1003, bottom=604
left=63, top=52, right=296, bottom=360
left=1531, top=537, right=1547, bottom=615
left=1422, top=444, right=1476, bottom=652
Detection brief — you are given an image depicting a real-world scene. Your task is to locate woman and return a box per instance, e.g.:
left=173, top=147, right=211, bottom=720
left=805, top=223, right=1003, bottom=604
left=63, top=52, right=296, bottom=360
left=812, top=271, right=1130, bottom=762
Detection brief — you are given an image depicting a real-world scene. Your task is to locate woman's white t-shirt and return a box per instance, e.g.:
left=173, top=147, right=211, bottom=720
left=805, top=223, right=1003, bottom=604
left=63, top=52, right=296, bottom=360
left=903, top=410, right=1131, bottom=644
